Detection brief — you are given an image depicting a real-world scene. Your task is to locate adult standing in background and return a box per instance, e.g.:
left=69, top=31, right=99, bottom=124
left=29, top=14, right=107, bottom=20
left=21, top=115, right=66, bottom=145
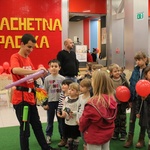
left=87, top=49, right=93, bottom=62
left=91, top=48, right=97, bottom=62
left=10, top=33, right=60, bottom=150
left=57, top=38, right=79, bottom=82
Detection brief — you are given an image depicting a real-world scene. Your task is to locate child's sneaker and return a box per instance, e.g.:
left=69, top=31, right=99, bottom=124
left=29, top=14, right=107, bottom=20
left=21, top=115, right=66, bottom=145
left=58, top=138, right=67, bottom=147
left=148, top=144, right=150, bottom=150
left=120, top=135, right=126, bottom=141
left=65, top=143, right=69, bottom=148
left=46, top=136, right=51, bottom=144
left=112, top=133, right=118, bottom=140
left=49, top=146, right=61, bottom=150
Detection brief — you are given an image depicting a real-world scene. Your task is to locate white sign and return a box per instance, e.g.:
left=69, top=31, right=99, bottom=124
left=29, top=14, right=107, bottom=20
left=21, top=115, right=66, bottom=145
left=75, top=45, right=87, bottom=62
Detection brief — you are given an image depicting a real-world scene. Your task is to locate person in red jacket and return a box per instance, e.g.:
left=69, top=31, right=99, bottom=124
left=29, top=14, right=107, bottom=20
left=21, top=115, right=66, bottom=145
left=87, top=49, right=93, bottom=62
left=79, top=70, right=117, bottom=150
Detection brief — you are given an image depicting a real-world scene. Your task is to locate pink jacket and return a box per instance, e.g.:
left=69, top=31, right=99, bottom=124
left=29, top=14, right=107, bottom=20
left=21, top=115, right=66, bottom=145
left=79, top=94, right=117, bottom=145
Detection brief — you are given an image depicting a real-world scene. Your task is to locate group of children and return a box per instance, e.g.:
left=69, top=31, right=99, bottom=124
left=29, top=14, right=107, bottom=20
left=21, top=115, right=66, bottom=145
left=41, top=59, right=92, bottom=150
left=39, top=51, right=150, bottom=150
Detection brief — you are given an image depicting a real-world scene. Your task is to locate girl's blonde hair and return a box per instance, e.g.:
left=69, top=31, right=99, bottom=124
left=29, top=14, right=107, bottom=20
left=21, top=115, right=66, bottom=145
left=80, top=78, right=91, bottom=88
left=69, top=82, right=80, bottom=92
left=91, top=70, right=115, bottom=107
left=92, top=64, right=104, bottom=71
left=108, top=63, right=120, bottom=73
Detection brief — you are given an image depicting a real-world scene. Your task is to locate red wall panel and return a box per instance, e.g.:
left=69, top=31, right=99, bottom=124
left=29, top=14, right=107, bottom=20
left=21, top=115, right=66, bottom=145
left=83, top=19, right=89, bottom=48
left=69, top=0, right=106, bottom=14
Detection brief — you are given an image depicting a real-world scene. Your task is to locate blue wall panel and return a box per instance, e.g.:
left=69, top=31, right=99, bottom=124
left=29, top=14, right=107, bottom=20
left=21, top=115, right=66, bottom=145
left=90, top=20, right=98, bottom=52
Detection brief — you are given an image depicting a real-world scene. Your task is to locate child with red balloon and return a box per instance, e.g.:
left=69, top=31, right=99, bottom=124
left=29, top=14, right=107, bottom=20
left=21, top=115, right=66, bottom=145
left=124, top=51, right=148, bottom=148
left=135, top=66, right=150, bottom=150
left=109, top=63, right=130, bottom=141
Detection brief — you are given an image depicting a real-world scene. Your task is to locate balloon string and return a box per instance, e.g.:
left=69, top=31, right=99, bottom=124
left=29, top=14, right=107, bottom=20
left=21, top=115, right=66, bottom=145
left=138, top=100, right=144, bottom=114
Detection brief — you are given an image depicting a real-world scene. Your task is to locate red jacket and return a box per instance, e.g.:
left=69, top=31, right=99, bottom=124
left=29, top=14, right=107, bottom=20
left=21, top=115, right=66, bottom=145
left=79, top=94, right=117, bottom=145
left=87, top=52, right=93, bottom=62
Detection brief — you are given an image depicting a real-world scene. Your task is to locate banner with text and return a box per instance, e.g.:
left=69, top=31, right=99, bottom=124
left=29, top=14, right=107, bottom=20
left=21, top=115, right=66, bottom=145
left=0, top=0, right=62, bottom=68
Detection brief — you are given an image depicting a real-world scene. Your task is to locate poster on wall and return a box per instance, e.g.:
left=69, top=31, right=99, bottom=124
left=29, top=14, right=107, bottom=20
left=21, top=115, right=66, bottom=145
left=102, top=27, right=106, bottom=44
left=0, top=0, right=62, bottom=68
left=75, top=45, right=87, bottom=62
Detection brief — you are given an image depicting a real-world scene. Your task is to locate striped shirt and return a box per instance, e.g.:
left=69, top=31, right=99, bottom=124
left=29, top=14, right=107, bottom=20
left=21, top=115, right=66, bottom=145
left=57, top=92, right=66, bottom=112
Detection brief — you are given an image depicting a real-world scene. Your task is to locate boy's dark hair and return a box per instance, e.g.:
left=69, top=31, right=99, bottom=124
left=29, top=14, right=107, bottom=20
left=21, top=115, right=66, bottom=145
left=62, top=79, right=73, bottom=86
left=48, top=59, right=61, bottom=67
left=21, top=33, right=36, bottom=45
left=93, top=48, right=96, bottom=52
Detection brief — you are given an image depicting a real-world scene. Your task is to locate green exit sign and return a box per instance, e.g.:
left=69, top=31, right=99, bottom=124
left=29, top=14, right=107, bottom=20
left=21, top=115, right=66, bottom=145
left=137, top=12, right=144, bottom=19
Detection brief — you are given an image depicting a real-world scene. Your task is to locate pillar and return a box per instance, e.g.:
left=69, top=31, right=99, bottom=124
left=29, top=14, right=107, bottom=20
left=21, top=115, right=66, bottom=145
left=124, top=0, right=148, bottom=70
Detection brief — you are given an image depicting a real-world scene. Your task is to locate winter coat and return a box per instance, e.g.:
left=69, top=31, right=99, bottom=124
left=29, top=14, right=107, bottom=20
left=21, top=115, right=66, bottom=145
left=129, top=66, right=145, bottom=102
left=79, top=94, right=117, bottom=145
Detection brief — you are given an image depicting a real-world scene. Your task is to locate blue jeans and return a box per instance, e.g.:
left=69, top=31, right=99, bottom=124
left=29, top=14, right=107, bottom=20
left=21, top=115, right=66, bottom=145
left=46, top=101, right=62, bottom=138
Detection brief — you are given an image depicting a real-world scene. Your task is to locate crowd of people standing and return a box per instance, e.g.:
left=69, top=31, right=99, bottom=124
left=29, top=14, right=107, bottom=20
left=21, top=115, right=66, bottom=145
left=9, top=33, right=150, bottom=150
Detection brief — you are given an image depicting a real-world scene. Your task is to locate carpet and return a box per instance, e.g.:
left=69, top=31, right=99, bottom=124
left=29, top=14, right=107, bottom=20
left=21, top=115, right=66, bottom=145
left=0, top=115, right=148, bottom=150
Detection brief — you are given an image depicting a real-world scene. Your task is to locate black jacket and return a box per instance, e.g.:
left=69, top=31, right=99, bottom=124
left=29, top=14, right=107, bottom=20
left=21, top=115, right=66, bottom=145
left=57, top=50, right=79, bottom=77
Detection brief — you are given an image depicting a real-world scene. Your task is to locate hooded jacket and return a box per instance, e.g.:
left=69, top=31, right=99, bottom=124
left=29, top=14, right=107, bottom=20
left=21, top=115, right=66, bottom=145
left=79, top=94, right=117, bottom=145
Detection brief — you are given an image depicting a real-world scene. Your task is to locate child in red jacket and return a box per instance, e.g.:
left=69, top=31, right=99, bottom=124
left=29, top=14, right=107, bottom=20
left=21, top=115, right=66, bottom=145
left=79, top=70, right=117, bottom=150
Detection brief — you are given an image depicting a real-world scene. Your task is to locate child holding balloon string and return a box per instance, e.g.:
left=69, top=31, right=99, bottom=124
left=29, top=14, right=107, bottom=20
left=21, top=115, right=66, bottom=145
left=124, top=51, right=149, bottom=148
left=109, top=63, right=130, bottom=141
left=135, top=66, right=150, bottom=150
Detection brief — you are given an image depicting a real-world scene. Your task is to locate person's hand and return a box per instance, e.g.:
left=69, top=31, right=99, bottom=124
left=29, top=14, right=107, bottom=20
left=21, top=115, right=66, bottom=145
left=136, top=114, right=140, bottom=118
left=37, top=67, right=48, bottom=77
left=68, top=111, right=73, bottom=119
left=57, top=111, right=66, bottom=118
left=141, top=97, right=147, bottom=101
left=76, top=120, right=79, bottom=125
left=126, top=102, right=130, bottom=110
left=129, top=102, right=132, bottom=108
left=43, top=104, right=49, bottom=110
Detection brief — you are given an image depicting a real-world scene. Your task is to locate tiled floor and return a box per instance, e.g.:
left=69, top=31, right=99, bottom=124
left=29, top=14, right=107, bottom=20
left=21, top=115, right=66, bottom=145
left=0, top=96, right=47, bottom=128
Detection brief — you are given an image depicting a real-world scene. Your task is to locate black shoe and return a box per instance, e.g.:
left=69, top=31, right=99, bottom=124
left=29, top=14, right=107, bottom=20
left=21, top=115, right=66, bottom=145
left=120, top=135, right=126, bottom=141
left=49, top=146, right=61, bottom=150
left=112, top=133, right=118, bottom=140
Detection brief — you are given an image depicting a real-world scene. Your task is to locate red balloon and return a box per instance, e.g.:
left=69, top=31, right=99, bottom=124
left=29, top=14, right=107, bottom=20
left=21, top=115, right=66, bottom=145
left=8, top=67, right=11, bottom=74
left=38, top=64, right=44, bottom=68
left=116, top=86, right=130, bottom=102
left=0, top=65, right=3, bottom=74
left=3, top=62, right=9, bottom=70
left=136, top=79, right=150, bottom=97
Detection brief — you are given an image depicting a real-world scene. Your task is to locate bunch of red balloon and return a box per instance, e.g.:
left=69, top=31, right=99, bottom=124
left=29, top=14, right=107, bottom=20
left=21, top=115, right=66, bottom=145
left=0, top=62, right=11, bottom=75
left=135, top=79, right=150, bottom=97
left=116, top=86, right=131, bottom=102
